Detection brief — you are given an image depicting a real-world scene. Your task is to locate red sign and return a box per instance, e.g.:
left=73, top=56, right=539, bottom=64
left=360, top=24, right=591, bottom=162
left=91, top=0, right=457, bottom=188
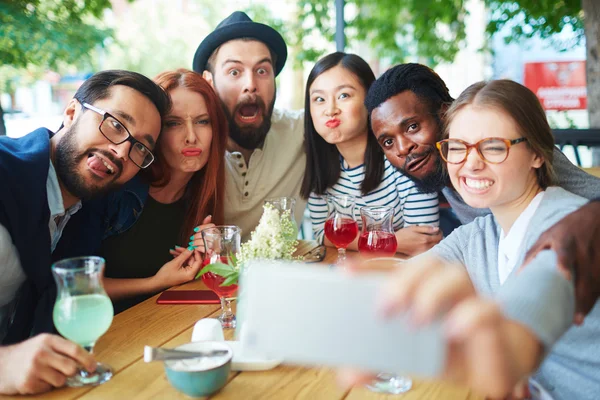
left=524, top=61, right=587, bottom=110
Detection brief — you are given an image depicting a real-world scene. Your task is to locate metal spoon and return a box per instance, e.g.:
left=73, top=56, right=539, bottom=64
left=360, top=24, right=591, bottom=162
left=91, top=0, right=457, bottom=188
left=144, top=346, right=229, bottom=363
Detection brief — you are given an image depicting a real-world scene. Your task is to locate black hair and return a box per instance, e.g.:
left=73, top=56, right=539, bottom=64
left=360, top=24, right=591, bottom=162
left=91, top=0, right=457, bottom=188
left=300, top=52, right=383, bottom=199
left=73, top=70, right=171, bottom=120
left=365, top=63, right=453, bottom=118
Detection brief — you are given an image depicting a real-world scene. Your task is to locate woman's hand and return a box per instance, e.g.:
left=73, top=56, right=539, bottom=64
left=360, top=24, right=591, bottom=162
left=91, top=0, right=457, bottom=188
left=169, top=215, right=215, bottom=257
left=152, top=248, right=203, bottom=291
left=338, top=256, right=542, bottom=399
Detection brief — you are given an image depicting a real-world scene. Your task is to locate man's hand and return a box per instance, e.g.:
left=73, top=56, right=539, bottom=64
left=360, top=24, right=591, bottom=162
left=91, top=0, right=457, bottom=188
left=0, top=334, right=96, bottom=395
left=152, top=248, right=203, bottom=291
left=394, top=225, right=442, bottom=257
left=522, top=200, right=600, bottom=324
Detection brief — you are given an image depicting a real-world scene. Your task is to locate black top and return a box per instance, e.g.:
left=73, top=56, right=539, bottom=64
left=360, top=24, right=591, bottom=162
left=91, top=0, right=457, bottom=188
left=100, top=195, right=187, bottom=313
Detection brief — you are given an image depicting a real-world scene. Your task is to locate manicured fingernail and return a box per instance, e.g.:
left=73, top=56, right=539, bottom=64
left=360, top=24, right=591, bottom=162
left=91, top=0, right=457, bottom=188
left=170, top=248, right=175, bottom=251
left=187, top=246, right=195, bottom=251
left=189, top=241, right=194, bottom=246
left=190, top=235, right=195, bottom=240
left=194, top=227, right=200, bottom=232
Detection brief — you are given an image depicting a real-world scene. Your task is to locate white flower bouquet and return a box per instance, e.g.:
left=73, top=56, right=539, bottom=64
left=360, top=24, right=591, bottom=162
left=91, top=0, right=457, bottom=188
left=238, top=203, right=299, bottom=264
left=197, top=203, right=300, bottom=287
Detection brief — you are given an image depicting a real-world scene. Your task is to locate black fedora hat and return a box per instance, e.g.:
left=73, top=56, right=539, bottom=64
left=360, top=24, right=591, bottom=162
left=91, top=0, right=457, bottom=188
left=193, top=11, right=288, bottom=77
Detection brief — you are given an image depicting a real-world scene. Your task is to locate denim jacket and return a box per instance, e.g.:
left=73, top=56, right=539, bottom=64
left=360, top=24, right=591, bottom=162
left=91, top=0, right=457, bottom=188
left=100, top=175, right=150, bottom=239
left=53, top=175, right=150, bottom=261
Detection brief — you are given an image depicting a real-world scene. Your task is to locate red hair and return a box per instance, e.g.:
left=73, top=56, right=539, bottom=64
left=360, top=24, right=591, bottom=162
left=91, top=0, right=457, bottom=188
left=146, top=69, right=227, bottom=243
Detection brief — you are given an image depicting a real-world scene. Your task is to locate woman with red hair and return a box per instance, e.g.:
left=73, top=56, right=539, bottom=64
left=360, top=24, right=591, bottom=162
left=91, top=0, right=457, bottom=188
left=98, top=69, right=228, bottom=312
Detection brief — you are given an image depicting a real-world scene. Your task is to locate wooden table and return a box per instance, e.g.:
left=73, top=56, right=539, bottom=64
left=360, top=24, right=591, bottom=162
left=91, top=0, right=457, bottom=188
left=1, top=242, right=482, bottom=400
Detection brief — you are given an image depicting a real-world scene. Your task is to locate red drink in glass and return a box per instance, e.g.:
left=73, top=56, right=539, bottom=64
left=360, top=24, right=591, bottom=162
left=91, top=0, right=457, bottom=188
left=202, top=272, right=238, bottom=298
left=358, top=231, right=398, bottom=256
left=325, top=218, right=358, bottom=249
left=200, top=225, right=241, bottom=329
left=201, top=256, right=238, bottom=298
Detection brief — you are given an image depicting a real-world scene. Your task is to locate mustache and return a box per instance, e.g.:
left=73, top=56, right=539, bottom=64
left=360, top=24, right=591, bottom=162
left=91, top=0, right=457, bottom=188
left=401, top=145, right=436, bottom=171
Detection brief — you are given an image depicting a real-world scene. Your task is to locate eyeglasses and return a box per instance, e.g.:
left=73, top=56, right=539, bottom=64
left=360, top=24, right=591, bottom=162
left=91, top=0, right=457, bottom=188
left=436, top=137, right=528, bottom=165
left=81, top=102, right=155, bottom=169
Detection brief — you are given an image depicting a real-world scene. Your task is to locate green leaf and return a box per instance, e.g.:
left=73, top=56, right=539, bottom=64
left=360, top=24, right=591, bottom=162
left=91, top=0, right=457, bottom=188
left=0, top=0, right=115, bottom=70
left=228, top=251, right=238, bottom=268
left=195, top=262, right=235, bottom=280
left=221, top=272, right=239, bottom=287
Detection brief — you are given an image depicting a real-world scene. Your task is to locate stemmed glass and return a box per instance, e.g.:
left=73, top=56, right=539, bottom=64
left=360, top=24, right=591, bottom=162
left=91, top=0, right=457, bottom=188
left=264, top=197, right=298, bottom=240
left=367, top=373, right=413, bottom=394
left=361, top=255, right=412, bottom=395
left=52, top=256, right=114, bottom=387
left=324, top=195, right=359, bottom=263
left=201, top=225, right=241, bottom=329
left=358, top=206, right=398, bottom=257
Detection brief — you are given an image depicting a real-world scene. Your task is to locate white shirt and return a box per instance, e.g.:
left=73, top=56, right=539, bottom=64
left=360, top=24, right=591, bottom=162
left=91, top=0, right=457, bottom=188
left=46, top=162, right=82, bottom=252
left=224, top=109, right=306, bottom=242
left=497, top=191, right=545, bottom=284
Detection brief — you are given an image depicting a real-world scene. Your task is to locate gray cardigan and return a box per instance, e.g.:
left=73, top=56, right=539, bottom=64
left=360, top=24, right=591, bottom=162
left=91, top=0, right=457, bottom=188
left=430, top=187, right=600, bottom=400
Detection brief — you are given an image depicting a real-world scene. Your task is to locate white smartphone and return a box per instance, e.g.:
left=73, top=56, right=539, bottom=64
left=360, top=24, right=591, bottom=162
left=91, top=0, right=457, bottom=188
left=237, top=260, right=446, bottom=378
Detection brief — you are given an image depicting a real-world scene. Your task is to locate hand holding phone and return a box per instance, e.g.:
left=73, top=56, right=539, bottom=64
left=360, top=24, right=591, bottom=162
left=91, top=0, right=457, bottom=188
left=156, top=290, right=220, bottom=304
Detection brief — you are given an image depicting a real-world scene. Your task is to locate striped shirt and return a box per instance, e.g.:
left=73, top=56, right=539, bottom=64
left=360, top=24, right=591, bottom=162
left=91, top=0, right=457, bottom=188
left=308, top=156, right=440, bottom=243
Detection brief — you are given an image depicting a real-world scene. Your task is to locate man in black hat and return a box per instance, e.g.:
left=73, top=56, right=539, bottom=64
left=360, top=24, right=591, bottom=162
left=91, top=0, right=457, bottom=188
left=194, top=11, right=306, bottom=241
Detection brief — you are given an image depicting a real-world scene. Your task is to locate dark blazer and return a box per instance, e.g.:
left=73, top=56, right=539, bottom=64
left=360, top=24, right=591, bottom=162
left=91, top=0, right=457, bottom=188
left=0, top=128, right=55, bottom=344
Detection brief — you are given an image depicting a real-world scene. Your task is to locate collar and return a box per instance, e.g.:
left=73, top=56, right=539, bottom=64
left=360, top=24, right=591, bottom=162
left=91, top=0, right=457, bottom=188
left=47, top=162, right=82, bottom=218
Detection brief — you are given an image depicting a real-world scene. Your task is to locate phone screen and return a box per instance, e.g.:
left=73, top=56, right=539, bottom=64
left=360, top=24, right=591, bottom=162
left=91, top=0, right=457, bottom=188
left=156, top=290, right=220, bottom=304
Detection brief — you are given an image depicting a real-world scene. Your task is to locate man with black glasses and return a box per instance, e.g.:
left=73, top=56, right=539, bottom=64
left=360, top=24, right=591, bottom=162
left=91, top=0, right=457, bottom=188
left=0, top=70, right=170, bottom=395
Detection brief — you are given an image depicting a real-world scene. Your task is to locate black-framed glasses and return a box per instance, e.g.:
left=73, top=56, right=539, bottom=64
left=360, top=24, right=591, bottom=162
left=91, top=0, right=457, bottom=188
left=436, top=137, right=528, bottom=165
left=81, top=102, right=155, bottom=169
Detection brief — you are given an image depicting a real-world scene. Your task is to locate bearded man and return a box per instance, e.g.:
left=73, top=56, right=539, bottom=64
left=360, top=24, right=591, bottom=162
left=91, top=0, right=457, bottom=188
left=193, top=11, right=306, bottom=241
left=0, top=70, right=170, bottom=394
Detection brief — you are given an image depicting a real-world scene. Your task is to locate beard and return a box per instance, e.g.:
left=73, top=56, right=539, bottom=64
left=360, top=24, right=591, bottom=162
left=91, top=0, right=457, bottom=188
left=396, top=146, right=448, bottom=194
left=54, top=119, right=123, bottom=200
left=222, top=92, right=276, bottom=150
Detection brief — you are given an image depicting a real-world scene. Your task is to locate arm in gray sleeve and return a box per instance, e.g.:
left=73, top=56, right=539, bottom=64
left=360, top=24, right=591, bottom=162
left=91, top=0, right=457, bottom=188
left=496, top=250, right=574, bottom=349
left=426, top=222, right=471, bottom=265
left=553, top=148, right=600, bottom=200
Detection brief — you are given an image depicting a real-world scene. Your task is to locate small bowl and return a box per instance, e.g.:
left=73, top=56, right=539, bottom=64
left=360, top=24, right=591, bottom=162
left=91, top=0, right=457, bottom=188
left=164, top=341, right=232, bottom=397
left=359, top=256, right=405, bottom=271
